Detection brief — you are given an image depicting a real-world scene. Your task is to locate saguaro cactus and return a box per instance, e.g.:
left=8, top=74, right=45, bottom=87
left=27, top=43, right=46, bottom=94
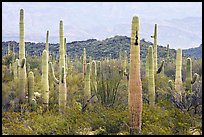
left=145, top=51, right=149, bottom=79
left=166, top=44, right=170, bottom=63
left=28, top=71, right=34, bottom=104
left=185, top=58, right=199, bottom=93
left=83, top=48, right=87, bottom=76
left=7, top=42, right=11, bottom=55
left=151, top=24, right=157, bottom=74
left=45, top=31, right=49, bottom=57
left=175, top=48, right=182, bottom=98
left=50, top=20, right=67, bottom=113
left=148, top=46, right=155, bottom=107
left=128, top=16, right=142, bottom=135
left=84, top=63, right=91, bottom=101
left=13, top=59, right=19, bottom=82
left=42, top=50, right=49, bottom=111
left=18, top=9, right=27, bottom=104
left=123, top=50, right=127, bottom=76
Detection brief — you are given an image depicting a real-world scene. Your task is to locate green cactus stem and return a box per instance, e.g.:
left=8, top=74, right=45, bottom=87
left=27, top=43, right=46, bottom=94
left=128, top=16, right=142, bottom=135
left=83, top=48, right=87, bottom=76
left=45, top=31, right=49, bottom=57
left=151, top=24, right=157, bottom=74
left=18, top=9, right=27, bottom=105
left=42, top=50, right=49, bottom=110
left=175, top=48, right=182, bottom=98
left=145, top=51, right=149, bottom=79
left=191, top=73, right=199, bottom=84
left=123, top=51, right=127, bottom=76
left=84, top=63, right=91, bottom=102
left=168, top=80, right=174, bottom=90
left=13, top=59, right=19, bottom=82
left=59, top=20, right=67, bottom=113
left=166, top=44, right=170, bottom=63
left=7, top=42, right=11, bottom=55
left=28, top=71, right=34, bottom=106
left=49, top=62, right=60, bottom=84
left=148, top=46, right=155, bottom=107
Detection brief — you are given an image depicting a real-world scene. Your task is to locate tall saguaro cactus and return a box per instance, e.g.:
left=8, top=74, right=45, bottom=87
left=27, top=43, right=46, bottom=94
left=7, top=42, right=11, bottom=55
left=84, top=63, right=91, bottom=101
left=175, top=48, right=182, bottom=100
left=42, top=50, right=49, bottom=110
left=83, top=48, right=87, bottom=76
left=148, top=46, right=155, bottom=107
left=50, top=20, right=67, bottom=113
left=151, top=24, right=157, bottom=74
left=28, top=71, right=36, bottom=111
left=166, top=44, right=170, bottom=63
left=45, top=31, right=49, bottom=56
left=145, top=51, right=149, bottom=79
left=185, top=58, right=199, bottom=93
left=59, top=20, right=67, bottom=113
left=123, top=50, right=127, bottom=76
left=128, top=16, right=142, bottom=135
left=18, top=9, right=27, bottom=105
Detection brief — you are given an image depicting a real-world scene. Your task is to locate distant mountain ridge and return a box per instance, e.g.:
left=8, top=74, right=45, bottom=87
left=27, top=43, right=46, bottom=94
left=2, top=36, right=202, bottom=60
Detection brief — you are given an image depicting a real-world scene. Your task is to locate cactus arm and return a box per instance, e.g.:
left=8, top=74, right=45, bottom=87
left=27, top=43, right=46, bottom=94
left=49, top=62, right=59, bottom=84
left=28, top=71, right=34, bottom=105
left=157, top=60, right=164, bottom=74
left=191, top=73, right=199, bottom=84
left=168, top=80, right=174, bottom=90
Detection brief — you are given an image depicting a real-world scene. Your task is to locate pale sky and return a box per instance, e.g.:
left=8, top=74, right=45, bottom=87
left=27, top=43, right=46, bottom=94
left=2, top=2, right=202, bottom=49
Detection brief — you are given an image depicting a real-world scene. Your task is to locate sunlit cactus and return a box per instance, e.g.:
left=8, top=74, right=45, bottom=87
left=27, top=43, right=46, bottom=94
left=83, top=48, right=87, bottom=76
left=166, top=44, right=170, bottom=63
left=7, top=42, right=11, bottom=55
left=186, top=58, right=199, bottom=92
left=41, top=50, right=49, bottom=111
left=84, top=63, right=91, bottom=101
left=123, top=50, right=127, bottom=76
left=175, top=48, right=182, bottom=99
left=151, top=24, right=157, bottom=74
left=45, top=31, right=49, bottom=58
left=145, top=51, right=149, bottom=79
left=18, top=9, right=27, bottom=105
left=148, top=46, right=155, bottom=107
left=128, top=16, right=142, bottom=135
left=28, top=71, right=35, bottom=110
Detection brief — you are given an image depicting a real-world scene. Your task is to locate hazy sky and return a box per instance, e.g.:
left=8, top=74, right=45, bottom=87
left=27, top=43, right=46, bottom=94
left=2, top=2, right=202, bottom=49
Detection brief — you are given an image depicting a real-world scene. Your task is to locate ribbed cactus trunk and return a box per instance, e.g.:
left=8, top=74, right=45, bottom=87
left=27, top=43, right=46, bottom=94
left=59, top=20, right=67, bottom=113
left=42, top=50, right=49, bottom=111
left=45, top=31, right=49, bottom=57
left=84, top=63, right=91, bottom=101
left=128, top=16, right=142, bottom=135
left=83, top=48, right=87, bottom=76
left=151, top=24, right=157, bottom=75
left=148, top=46, right=155, bottom=107
left=145, top=51, right=149, bottom=79
left=175, top=48, right=182, bottom=101
left=28, top=71, right=36, bottom=111
left=123, top=51, right=127, bottom=76
left=185, top=58, right=199, bottom=93
left=91, top=60, right=98, bottom=102
left=64, top=38, right=67, bottom=69
left=13, top=59, right=19, bottom=82
left=166, top=44, right=169, bottom=63
left=18, top=9, right=26, bottom=105
left=8, top=42, right=11, bottom=55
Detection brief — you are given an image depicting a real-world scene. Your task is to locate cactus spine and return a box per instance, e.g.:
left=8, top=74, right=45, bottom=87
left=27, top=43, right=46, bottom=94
left=148, top=46, right=155, bottom=107
left=18, top=9, right=26, bottom=104
left=83, top=48, right=87, bottom=76
left=42, top=50, right=49, bottom=110
left=151, top=24, right=157, bottom=74
left=175, top=48, right=182, bottom=100
left=128, top=16, right=142, bottom=135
